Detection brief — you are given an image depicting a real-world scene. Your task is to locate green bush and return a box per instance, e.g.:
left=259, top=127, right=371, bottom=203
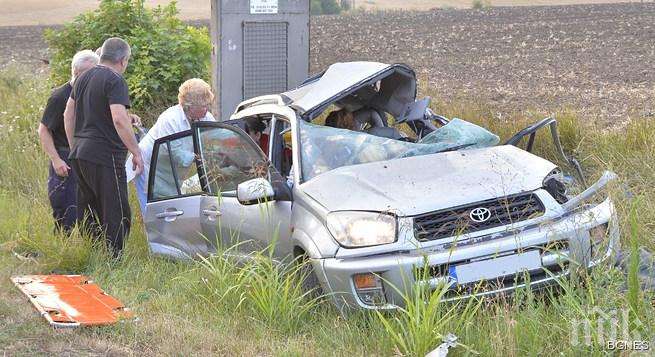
left=341, top=0, right=352, bottom=12
left=311, top=0, right=344, bottom=15
left=44, top=0, right=211, bottom=113
left=472, top=0, right=492, bottom=9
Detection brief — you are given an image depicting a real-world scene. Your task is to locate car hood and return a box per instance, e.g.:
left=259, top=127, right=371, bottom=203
left=300, top=145, right=556, bottom=216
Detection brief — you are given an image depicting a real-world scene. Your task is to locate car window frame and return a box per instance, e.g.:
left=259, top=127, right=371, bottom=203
left=190, top=121, right=270, bottom=198
left=268, top=114, right=293, bottom=176
left=147, top=129, right=203, bottom=203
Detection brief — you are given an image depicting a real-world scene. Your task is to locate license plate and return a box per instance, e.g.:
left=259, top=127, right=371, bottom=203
left=448, top=250, right=541, bottom=284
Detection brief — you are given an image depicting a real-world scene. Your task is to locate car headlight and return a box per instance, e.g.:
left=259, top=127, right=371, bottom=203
left=326, top=211, right=397, bottom=248
left=543, top=168, right=570, bottom=204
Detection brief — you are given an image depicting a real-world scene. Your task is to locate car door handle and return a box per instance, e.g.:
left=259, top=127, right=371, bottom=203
left=202, top=209, right=222, bottom=217
left=155, top=210, right=184, bottom=219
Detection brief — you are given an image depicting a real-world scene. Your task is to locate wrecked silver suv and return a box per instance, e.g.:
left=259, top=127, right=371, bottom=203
left=143, top=62, right=619, bottom=311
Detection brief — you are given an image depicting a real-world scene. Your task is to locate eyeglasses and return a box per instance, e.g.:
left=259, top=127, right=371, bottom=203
left=184, top=103, right=210, bottom=122
left=184, top=103, right=209, bottom=111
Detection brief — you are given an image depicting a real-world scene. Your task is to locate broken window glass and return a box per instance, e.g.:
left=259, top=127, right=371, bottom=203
left=298, top=118, right=499, bottom=182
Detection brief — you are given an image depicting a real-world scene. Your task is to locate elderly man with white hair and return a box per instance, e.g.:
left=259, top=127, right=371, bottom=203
left=64, top=37, right=143, bottom=258
left=38, top=49, right=99, bottom=234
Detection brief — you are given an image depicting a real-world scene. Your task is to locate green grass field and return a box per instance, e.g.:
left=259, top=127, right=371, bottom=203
left=0, top=66, right=653, bottom=356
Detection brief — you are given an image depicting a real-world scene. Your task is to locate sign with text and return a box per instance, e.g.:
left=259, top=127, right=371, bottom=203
left=250, top=0, right=279, bottom=14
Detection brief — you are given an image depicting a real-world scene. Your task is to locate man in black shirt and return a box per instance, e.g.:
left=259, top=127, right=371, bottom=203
left=63, top=37, right=144, bottom=257
left=38, top=50, right=99, bottom=234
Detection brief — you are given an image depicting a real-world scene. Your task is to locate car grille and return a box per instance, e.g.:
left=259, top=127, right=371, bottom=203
left=413, top=193, right=544, bottom=242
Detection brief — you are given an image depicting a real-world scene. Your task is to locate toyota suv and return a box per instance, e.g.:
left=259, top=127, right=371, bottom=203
left=143, top=62, right=619, bottom=311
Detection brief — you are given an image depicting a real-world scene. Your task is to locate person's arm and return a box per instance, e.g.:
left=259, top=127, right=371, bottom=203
left=159, top=114, right=195, bottom=167
left=63, top=97, right=76, bottom=150
left=169, top=140, right=196, bottom=167
left=128, top=112, right=142, bottom=126
left=110, top=104, right=144, bottom=176
left=38, top=123, right=70, bottom=177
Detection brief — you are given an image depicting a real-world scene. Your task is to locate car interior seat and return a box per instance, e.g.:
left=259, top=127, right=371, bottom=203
left=352, top=108, right=385, bottom=131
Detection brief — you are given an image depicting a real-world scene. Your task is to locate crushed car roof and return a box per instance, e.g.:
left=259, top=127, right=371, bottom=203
left=281, top=61, right=416, bottom=119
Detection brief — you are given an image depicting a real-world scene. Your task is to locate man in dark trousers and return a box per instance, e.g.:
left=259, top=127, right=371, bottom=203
left=63, top=37, right=144, bottom=257
left=38, top=49, right=99, bottom=234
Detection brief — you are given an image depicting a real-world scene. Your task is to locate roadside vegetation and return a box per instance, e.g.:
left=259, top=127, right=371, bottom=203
left=1, top=64, right=654, bottom=355
left=471, top=0, right=493, bottom=9
left=311, top=0, right=351, bottom=15
left=45, top=0, right=211, bottom=117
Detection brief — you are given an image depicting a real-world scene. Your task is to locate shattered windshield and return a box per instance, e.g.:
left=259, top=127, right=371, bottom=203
left=299, top=119, right=500, bottom=182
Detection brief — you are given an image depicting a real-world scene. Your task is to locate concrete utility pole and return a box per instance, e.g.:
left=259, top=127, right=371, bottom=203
left=210, top=0, right=310, bottom=121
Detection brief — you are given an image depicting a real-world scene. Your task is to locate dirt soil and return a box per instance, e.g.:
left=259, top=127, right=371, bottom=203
left=0, top=0, right=645, bottom=25
left=1, top=3, right=654, bottom=124
left=358, top=0, right=643, bottom=10
left=310, top=3, right=655, bottom=124
left=0, top=0, right=211, bottom=26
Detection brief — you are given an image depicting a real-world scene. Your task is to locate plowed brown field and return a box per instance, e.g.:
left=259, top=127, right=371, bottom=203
left=1, top=3, right=654, bottom=123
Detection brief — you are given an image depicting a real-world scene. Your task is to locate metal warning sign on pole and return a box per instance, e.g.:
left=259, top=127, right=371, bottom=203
left=210, top=0, right=309, bottom=120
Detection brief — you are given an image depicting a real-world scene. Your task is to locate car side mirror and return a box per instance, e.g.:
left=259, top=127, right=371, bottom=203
left=237, top=177, right=275, bottom=205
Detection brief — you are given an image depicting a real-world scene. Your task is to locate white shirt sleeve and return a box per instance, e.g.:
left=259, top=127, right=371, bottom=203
left=203, top=111, right=217, bottom=122
left=125, top=105, right=189, bottom=182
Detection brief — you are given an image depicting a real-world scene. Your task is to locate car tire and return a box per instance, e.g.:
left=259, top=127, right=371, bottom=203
left=297, top=253, right=323, bottom=299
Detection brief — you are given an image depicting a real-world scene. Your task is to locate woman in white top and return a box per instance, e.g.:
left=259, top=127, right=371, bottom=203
left=127, top=78, right=216, bottom=213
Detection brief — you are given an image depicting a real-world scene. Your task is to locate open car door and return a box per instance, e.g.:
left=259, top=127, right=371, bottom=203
left=191, top=122, right=293, bottom=258
left=143, top=123, right=292, bottom=259
left=144, top=130, right=209, bottom=259
left=505, top=116, right=585, bottom=184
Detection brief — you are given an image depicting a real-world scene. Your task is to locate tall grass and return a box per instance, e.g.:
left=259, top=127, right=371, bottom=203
left=375, top=268, right=481, bottom=356
left=627, top=199, right=645, bottom=336
left=243, top=253, right=321, bottom=333
left=197, top=243, right=247, bottom=310
left=197, top=228, right=321, bottom=334
left=1, top=67, right=654, bottom=355
left=0, top=67, right=50, bottom=199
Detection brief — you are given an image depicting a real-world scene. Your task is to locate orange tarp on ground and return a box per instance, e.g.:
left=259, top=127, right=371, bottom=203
left=11, top=275, right=133, bottom=328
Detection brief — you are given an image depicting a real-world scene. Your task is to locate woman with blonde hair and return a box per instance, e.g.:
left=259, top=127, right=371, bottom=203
left=126, top=78, right=216, bottom=213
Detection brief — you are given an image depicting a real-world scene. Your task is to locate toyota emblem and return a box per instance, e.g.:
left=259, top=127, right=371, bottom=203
left=469, top=207, right=491, bottom=223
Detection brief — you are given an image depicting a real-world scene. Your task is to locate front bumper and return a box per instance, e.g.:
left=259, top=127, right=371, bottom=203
left=317, top=197, right=619, bottom=311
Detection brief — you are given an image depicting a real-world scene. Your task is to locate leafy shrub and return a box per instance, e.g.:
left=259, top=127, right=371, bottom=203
left=44, top=0, right=211, bottom=113
left=341, top=0, right=352, bottom=12
left=472, top=0, right=492, bottom=9
left=311, top=0, right=344, bottom=15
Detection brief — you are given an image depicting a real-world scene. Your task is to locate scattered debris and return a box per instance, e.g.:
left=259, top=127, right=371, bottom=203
left=619, top=247, right=655, bottom=291
left=426, top=333, right=459, bottom=357
left=641, top=110, right=655, bottom=118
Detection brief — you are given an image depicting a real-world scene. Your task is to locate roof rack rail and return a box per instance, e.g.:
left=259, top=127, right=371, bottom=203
left=234, top=95, right=285, bottom=114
